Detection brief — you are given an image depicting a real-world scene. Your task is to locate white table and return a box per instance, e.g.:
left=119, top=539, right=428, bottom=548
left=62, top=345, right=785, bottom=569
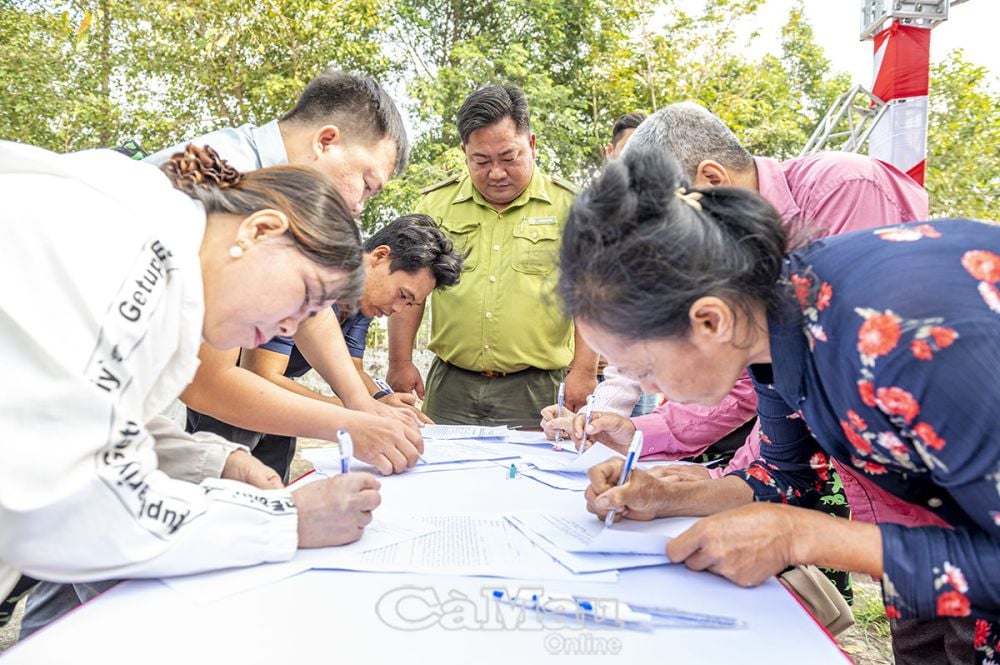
left=2, top=461, right=849, bottom=664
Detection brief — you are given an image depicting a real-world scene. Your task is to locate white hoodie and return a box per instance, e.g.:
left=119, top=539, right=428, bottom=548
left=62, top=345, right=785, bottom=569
left=0, top=143, right=297, bottom=599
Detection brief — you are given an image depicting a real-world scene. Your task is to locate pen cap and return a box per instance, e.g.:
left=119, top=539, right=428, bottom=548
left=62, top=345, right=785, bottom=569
left=337, top=428, right=354, bottom=458
left=628, top=430, right=643, bottom=456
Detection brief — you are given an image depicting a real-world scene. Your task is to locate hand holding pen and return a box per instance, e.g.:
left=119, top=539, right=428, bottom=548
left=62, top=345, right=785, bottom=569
left=337, top=428, right=354, bottom=474
left=583, top=432, right=672, bottom=524
left=553, top=381, right=566, bottom=450
left=604, top=430, right=643, bottom=528
left=577, top=394, right=595, bottom=455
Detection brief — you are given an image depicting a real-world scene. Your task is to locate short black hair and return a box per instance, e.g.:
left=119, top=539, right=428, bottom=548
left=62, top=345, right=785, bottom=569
left=456, top=84, right=531, bottom=145
left=281, top=69, right=410, bottom=175
left=558, top=147, right=787, bottom=342
left=364, top=214, right=463, bottom=289
left=610, top=112, right=646, bottom=148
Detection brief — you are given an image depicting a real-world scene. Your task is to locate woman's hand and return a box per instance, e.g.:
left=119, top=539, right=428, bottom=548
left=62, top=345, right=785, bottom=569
left=584, top=460, right=670, bottom=522
left=666, top=503, right=800, bottom=587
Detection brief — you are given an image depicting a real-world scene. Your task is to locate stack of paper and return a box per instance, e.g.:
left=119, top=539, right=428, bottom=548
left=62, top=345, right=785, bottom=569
left=314, top=513, right=617, bottom=583
left=514, top=443, right=624, bottom=491
left=505, top=430, right=555, bottom=446
left=300, top=440, right=516, bottom=478
left=422, top=424, right=511, bottom=440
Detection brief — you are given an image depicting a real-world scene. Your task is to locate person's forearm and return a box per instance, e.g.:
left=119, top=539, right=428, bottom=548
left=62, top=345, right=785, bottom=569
left=571, top=324, right=599, bottom=375
left=181, top=364, right=354, bottom=441
left=660, top=474, right=756, bottom=517
left=389, top=304, right=424, bottom=364
left=356, top=363, right=380, bottom=394
left=263, top=372, right=345, bottom=407
left=293, top=310, right=369, bottom=406
left=791, top=508, right=883, bottom=578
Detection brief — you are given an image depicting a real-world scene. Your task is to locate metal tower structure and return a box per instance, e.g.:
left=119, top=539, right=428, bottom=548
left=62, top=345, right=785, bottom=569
left=802, top=0, right=971, bottom=185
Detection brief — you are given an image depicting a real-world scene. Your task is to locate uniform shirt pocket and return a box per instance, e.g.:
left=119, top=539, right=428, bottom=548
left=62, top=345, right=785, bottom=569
left=438, top=218, right=481, bottom=271
left=511, top=220, right=559, bottom=275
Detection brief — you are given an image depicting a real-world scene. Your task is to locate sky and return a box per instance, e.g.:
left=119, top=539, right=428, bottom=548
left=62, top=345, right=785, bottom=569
left=696, top=0, right=998, bottom=87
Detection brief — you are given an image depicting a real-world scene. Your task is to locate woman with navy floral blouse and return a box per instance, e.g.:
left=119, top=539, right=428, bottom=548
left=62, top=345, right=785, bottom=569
left=565, top=148, right=999, bottom=664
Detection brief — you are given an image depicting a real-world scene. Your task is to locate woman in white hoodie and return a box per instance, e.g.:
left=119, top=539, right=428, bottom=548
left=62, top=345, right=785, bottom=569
left=0, top=142, right=382, bottom=602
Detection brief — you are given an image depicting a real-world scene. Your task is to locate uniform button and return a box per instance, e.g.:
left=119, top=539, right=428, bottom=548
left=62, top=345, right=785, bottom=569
left=489, top=275, right=496, bottom=282
left=485, top=312, right=493, bottom=319
left=484, top=345, right=490, bottom=350
left=928, top=497, right=943, bottom=508
left=493, top=244, right=500, bottom=252
left=531, top=231, right=538, bottom=239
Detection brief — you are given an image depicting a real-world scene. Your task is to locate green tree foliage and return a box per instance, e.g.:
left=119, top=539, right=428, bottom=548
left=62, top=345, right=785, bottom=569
left=1, top=0, right=995, bottom=230
left=925, top=52, right=1000, bottom=219
left=0, top=0, right=389, bottom=153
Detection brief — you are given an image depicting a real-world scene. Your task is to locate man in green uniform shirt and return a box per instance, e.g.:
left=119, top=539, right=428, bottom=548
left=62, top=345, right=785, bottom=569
left=387, top=84, right=598, bottom=427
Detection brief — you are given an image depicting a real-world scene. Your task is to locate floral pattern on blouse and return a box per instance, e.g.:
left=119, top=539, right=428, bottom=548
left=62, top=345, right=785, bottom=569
left=732, top=219, right=1000, bottom=626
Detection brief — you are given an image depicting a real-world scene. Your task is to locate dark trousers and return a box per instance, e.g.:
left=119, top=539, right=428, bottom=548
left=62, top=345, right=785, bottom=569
left=890, top=617, right=976, bottom=665
left=422, top=357, right=564, bottom=429
left=891, top=617, right=978, bottom=664
left=186, top=409, right=296, bottom=484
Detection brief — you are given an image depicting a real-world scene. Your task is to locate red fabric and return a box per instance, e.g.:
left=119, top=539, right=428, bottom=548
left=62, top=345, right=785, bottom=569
left=906, top=159, right=926, bottom=185
left=873, top=23, right=931, bottom=100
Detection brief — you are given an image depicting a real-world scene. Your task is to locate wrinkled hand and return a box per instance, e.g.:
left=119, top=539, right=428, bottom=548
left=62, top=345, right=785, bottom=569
left=347, top=412, right=424, bottom=475
left=293, top=473, right=382, bottom=548
left=667, top=503, right=799, bottom=587
left=378, top=391, right=434, bottom=424
left=585, top=461, right=669, bottom=522
left=568, top=411, right=635, bottom=453
left=387, top=360, right=425, bottom=399
left=222, top=449, right=284, bottom=489
left=563, top=369, right=597, bottom=413
left=540, top=403, right=577, bottom=442
left=647, top=464, right=711, bottom=482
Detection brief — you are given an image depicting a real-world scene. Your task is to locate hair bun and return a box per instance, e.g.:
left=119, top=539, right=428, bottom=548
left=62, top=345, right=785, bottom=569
left=164, top=144, right=242, bottom=194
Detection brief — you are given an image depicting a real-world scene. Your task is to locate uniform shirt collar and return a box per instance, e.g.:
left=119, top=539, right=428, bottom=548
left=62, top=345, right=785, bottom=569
left=248, top=120, right=289, bottom=168
left=452, top=166, right=551, bottom=209
left=754, top=156, right=800, bottom=223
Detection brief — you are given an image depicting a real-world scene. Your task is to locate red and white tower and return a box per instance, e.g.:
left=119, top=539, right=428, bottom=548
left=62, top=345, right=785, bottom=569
left=861, top=0, right=969, bottom=185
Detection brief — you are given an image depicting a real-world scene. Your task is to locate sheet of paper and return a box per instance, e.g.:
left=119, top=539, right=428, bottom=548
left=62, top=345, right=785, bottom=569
left=299, top=447, right=345, bottom=475
left=301, top=442, right=513, bottom=476
left=419, top=438, right=519, bottom=465
left=399, top=460, right=504, bottom=475
left=320, top=513, right=616, bottom=583
left=421, top=424, right=510, bottom=440
left=160, top=517, right=440, bottom=603
left=522, top=442, right=624, bottom=473
left=511, top=511, right=699, bottom=554
left=517, top=467, right=590, bottom=491
left=505, top=430, right=554, bottom=445
left=505, top=514, right=668, bottom=574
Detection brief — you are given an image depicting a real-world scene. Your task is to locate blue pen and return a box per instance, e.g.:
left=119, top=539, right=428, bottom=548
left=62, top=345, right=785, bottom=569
left=554, top=381, right=566, bottom=450
left=336, top=428, right=353, bottom=474
left=604, top=430, right=644, bottom=529
left=372, top=376, right=394, bottom=395
left=489, top=589, right=742, bottom=629
left=578, top=394, right=595, bottom=456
